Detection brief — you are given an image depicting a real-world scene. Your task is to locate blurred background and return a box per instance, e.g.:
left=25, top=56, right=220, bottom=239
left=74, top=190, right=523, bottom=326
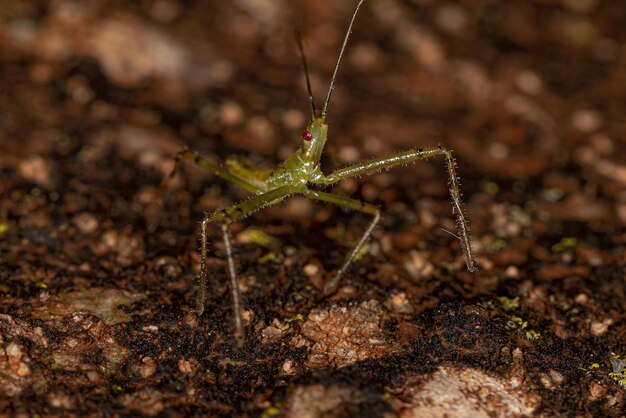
left=1, top=0, right=625, bottom=232
left=1, top=1, right=626, bottom=415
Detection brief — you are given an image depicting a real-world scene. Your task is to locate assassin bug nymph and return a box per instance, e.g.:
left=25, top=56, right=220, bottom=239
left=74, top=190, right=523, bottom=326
left=168, top=0, right=477, bottom=347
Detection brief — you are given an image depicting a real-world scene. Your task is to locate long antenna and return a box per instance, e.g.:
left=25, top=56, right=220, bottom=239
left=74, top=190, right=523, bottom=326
left=322, top=0, right=367, bottom=119
left=295, top=31, right=317, bottom=119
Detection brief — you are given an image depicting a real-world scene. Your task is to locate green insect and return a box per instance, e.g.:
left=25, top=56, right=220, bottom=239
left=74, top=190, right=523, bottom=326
left=169, top=0, right=477, bottom=346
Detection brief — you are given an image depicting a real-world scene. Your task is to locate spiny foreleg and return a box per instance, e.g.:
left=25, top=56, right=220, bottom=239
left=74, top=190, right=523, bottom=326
left=317, top=145, right=477, bottom=272
left=196, top=184, right=301, bottom=347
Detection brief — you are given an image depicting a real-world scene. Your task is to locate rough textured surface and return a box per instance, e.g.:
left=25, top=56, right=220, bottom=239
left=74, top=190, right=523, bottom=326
left=301, top=300, right=398, bottom=368
left=29, top=288, right=145, bottom=326
left=283, top=384, right=365, bottom=418
left=2, top=0, right=626, bottom=416
left=391, top=366, right=540, bottom=418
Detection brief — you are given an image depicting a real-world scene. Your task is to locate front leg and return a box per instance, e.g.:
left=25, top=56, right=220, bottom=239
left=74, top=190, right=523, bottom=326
left=314, top=146, right=477, bottom=273
left=197, top=184, right=301, bottom=347
left=168, top=149, right=263, bottom=194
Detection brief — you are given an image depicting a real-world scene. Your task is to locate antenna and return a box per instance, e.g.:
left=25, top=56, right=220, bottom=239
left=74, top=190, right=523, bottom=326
left=322, top=0, right=367, bottom=119
left=295, top=31, right=317, bottom=119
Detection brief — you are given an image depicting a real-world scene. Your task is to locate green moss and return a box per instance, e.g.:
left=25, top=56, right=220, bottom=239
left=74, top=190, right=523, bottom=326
left=507, top=315, right=528, bottom=329
left=609, top=355, right=626, bottom=388
left=258, top=252, right=278, bottom=263
left=260, top=406, right=280, bottom=418
left=506, top=313, right=540, bottom=341
left=284, top=314, right=304, bottom=323
left=551, top=237, right=577, bottom=253
left=498, top=296, right=520, bottom=310
left=245, top=228, right=276, bottom=248
left=353, top=242, right=370, bottom=261
left=381, top=388, right=396, bottom=405
left=525, top=330, right=541, bottom=340
left=483, top=181, right=499, bottom=195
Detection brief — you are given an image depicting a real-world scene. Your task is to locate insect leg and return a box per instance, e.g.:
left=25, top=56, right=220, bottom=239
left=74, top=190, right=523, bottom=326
left=167, top=149, right=262, bottom=194
left=198, top=184, right=302, bottom=347
left=302, top=189, right=380, bottom=295
left=315, top=146, right=477, bottom=273
left=220, top=222, right=243, bottom=347
left=198, top=215, right=210, bottom=318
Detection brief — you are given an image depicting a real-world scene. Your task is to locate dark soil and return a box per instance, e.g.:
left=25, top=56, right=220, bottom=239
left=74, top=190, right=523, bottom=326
left=1, top=0, right=625, bottom=417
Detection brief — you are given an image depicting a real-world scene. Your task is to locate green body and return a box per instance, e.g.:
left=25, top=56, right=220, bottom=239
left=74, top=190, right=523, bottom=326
left=226, top=117, right=329, bottom=193
left=168, top=0, right=477, bottom=347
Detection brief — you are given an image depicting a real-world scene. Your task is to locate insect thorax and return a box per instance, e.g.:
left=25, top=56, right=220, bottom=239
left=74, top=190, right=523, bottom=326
left=265, top=150, right=325, bottom=190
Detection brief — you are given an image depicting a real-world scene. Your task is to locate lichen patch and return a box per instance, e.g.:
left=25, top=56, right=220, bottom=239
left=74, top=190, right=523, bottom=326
left=391, top=366, right=541, bottom=418
left=300, top=300, right=400, bottom=368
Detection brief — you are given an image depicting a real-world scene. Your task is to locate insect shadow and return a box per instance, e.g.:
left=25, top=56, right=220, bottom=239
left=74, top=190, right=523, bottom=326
left=167, top=0, right=477, bottom=347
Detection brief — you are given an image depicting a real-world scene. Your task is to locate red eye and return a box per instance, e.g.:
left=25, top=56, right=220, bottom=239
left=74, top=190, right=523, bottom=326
left=301, top=130, right=313, bottom=141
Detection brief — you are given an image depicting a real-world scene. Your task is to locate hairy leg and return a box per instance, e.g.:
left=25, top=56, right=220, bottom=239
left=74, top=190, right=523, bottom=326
left=302, top=189, right=380, bottom=295
left=198, top=184, right=302, bottom=346
left=167, top=149, right=262, bottom=194
left=314, top=146, right=477, bottom=272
